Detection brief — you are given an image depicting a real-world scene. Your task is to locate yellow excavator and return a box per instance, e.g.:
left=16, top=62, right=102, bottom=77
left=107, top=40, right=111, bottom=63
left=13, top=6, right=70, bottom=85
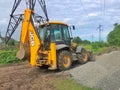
left=5, top=0, right=92, bottom=70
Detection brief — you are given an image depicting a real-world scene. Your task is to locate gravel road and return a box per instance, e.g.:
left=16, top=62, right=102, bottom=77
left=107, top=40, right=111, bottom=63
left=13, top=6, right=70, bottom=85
left=65, top=51, right=120, bottom=90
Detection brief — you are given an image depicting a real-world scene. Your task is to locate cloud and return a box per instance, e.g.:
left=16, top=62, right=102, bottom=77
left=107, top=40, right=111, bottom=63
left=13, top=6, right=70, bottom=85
left=0, top=0, right=120, bottom=41
left=88, top=12, right=98, bottom=17
left=63, top=18, right=73, bottom=23
left=0, top=19, right=7, bottom=24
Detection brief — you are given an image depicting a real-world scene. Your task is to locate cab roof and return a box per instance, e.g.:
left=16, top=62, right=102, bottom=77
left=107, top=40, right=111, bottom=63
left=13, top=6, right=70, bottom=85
left=48, top=21, right=68, bottom=26
left=40, top=21, right=68, bottom=26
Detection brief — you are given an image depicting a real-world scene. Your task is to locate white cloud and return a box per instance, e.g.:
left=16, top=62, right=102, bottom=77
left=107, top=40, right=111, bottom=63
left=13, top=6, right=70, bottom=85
left=0, top=19, right=7, bottom=24
left=88, top=13, right=98, bottom=17
left=63, top=18, right=73, bottom=23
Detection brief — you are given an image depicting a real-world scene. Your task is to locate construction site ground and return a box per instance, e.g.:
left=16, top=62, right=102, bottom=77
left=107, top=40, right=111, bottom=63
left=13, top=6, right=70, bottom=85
left=0, top=51, right=120, bottom=90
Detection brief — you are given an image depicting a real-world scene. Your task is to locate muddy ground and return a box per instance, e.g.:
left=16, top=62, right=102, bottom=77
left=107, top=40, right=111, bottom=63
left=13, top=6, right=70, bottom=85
left=0, top=62, right=61, bottom=90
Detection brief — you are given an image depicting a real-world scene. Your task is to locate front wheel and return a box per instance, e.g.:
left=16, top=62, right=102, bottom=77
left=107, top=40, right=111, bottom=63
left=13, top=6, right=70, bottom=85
left=57, top=50, right=72, bottom=70
left=77, top=48, right=89, bottom=64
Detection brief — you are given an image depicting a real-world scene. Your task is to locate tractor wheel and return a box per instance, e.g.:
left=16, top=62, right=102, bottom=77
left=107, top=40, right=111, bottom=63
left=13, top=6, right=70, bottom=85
left=77, top=48, right=89, bottom=64
left=87, top=51, right=95, bottom=61
left=57, top=50, right=72, bottom=70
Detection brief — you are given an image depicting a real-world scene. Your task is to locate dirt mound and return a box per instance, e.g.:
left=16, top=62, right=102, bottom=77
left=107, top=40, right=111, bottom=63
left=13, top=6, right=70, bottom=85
left=98, top=46, right=119, bottom=55
left=66, top=51, right=120, bottom=90
left=105, top=46, right=119, bottom=53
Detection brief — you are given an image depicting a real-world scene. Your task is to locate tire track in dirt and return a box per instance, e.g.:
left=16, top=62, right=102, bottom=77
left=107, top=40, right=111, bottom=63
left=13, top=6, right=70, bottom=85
left=0, top=62, right=57, bottom=90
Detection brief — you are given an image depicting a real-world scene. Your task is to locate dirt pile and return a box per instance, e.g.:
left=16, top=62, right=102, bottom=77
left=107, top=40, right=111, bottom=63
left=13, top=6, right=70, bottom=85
left=66, top=51, right=120, bottom=90
left=98, top=46, right=119, bottom=55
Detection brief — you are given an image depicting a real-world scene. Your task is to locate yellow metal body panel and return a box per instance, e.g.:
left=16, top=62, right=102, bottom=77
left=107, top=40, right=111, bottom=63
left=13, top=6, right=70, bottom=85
left=49, top=43, right=57, bottom=69
left=37, top=43, right=57, bottom=69
left=19, top=9, right=40, bottom=66
left=40, top=21, right=68, bottom=26
left=48, top=21, right=68, bottom=26
left=29, top=23, right=40, bottom=66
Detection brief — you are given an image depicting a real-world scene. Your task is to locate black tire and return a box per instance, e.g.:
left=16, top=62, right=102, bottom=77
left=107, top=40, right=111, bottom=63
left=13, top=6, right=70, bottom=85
left=77, top=48, right=89, bottom=64
left=57, top=50, right=72, bottom=70
left=88, top=51, right=96, bottom=61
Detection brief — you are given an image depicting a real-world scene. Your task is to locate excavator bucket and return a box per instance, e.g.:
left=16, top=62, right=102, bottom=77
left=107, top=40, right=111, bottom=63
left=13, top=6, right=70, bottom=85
left=16, top=44, right=30, bottom=60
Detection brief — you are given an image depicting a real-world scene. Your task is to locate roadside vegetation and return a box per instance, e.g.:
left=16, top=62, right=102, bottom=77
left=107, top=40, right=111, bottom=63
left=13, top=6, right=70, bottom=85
left=55, top=78, right=95, bottom=90
left=0, top=50, right=22, bottom=65
left=72, top=23, right=120, bottom=55
left=74, top=39, right=119, bottom=55
left=0, top=39, right=20, bottom=65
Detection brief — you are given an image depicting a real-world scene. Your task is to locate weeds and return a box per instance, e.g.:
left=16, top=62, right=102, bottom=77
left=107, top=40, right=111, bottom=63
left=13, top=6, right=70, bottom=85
left=0, top=50, right=21, bottom=64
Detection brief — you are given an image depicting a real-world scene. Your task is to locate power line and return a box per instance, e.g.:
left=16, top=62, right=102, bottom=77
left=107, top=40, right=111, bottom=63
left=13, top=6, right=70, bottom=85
left=103, top=0, right=105, bottom=16
left=79, top=0, right=88, bottom=15
left=98, top=0, right=105, bottom=24
left=98, top=0, right=105, bottom=40
left=102, top=0, right=105, bottom=38
left=102, top=0, right=105, bottom=26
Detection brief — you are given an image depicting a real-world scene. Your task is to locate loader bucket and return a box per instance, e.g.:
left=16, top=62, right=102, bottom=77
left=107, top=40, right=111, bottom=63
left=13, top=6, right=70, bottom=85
left=16, top=45, right=30, bottom=60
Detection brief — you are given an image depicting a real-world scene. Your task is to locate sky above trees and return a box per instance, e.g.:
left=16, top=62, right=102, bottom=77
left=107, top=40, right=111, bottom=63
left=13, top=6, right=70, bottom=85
left=0, top=0, right=120, bottom=41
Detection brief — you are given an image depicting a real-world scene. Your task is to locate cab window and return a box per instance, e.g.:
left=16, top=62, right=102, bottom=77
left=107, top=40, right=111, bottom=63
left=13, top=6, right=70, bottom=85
left=62, top=25, right=70, bottom=40
left=52, top=24, right=62, bottom=41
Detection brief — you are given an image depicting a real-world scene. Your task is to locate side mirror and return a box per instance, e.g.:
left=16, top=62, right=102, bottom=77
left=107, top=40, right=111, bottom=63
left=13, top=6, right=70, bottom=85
left=72, top=25, right=75, bottom=30
left=68, top=25, right=75, bottom=37
left=70, top=37, right=73, bottom=40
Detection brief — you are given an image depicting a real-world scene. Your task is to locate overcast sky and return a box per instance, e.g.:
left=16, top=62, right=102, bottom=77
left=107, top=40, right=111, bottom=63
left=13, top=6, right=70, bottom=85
left=0, top=0, right=120, bottom=42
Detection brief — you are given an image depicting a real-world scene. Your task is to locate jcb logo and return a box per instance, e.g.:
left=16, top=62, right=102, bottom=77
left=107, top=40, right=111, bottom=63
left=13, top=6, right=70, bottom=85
left=30, top=32, right=35, bottom=46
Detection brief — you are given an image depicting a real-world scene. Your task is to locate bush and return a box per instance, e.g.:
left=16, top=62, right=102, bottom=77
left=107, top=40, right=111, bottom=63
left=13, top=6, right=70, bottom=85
left=0, top=50, right=21, bottom=64
left=107, top=23, right=120, bottom=46
left=72, top=37, right=82, bottom=44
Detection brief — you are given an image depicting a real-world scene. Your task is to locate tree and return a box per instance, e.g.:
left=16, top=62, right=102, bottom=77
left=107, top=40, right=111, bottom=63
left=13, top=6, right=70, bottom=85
left=82, top=40, right=91, bottom=44
left=8, top=39, right=15, bottom=46
left=107, top=23, right=120, bottom=46
left=114, top=23, right=118, bottom=26
left=72, top=36, right=82, bottom=44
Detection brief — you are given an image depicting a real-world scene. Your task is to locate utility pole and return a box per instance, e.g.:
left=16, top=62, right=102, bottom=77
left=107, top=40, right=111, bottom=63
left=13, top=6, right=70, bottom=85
left=91, top=34, right=94, bottom=43
left=98, top=24, right=102, bottom=42
left=0, top=30, right=1, bottom=38
left=0, top=30, right=2, bottom=44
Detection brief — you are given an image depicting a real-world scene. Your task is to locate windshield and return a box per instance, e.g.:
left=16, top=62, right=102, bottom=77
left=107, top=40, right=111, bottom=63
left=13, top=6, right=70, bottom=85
left=39, top=23, right=71, bottom=45
left=51, top=24, right=62, bottom=41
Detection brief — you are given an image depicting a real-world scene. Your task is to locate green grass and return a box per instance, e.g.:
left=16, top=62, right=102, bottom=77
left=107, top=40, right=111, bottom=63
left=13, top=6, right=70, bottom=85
left=0, top=50, right=22, bottom=65
left=83, top=44, right=108, bottom=55
left=55, top=79, right=96, bottom=90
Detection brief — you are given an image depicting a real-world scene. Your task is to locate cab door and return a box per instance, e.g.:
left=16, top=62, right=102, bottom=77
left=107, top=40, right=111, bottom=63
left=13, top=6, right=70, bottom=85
left=62, top=25, right=71, bottom=46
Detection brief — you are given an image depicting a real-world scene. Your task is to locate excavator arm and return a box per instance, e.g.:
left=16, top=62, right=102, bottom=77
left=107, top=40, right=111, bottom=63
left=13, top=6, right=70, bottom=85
left=5, top=0, right=49, bottom=66
left=5, top=0, right=48, bottom=44
left=16, top=9, right=41, bottom=66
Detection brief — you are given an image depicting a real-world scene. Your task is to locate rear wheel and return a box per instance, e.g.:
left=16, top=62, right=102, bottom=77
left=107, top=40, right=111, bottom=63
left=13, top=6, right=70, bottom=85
left=77, top=48, right=88, bottom=64
left=57, top=50, right=72, bottom=70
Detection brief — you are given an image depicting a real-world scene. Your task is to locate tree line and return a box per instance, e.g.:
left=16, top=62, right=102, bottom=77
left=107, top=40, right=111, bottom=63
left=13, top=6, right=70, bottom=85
left=73, top=23, right=120, bottom=47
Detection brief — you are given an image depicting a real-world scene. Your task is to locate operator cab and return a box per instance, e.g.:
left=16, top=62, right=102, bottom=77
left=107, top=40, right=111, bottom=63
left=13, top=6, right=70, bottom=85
left=39, top=21, right=71, bottom=49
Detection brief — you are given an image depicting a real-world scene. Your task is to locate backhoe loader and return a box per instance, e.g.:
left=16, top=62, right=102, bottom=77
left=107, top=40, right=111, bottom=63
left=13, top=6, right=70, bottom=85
left=5, top=0, right=92, bottom=70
